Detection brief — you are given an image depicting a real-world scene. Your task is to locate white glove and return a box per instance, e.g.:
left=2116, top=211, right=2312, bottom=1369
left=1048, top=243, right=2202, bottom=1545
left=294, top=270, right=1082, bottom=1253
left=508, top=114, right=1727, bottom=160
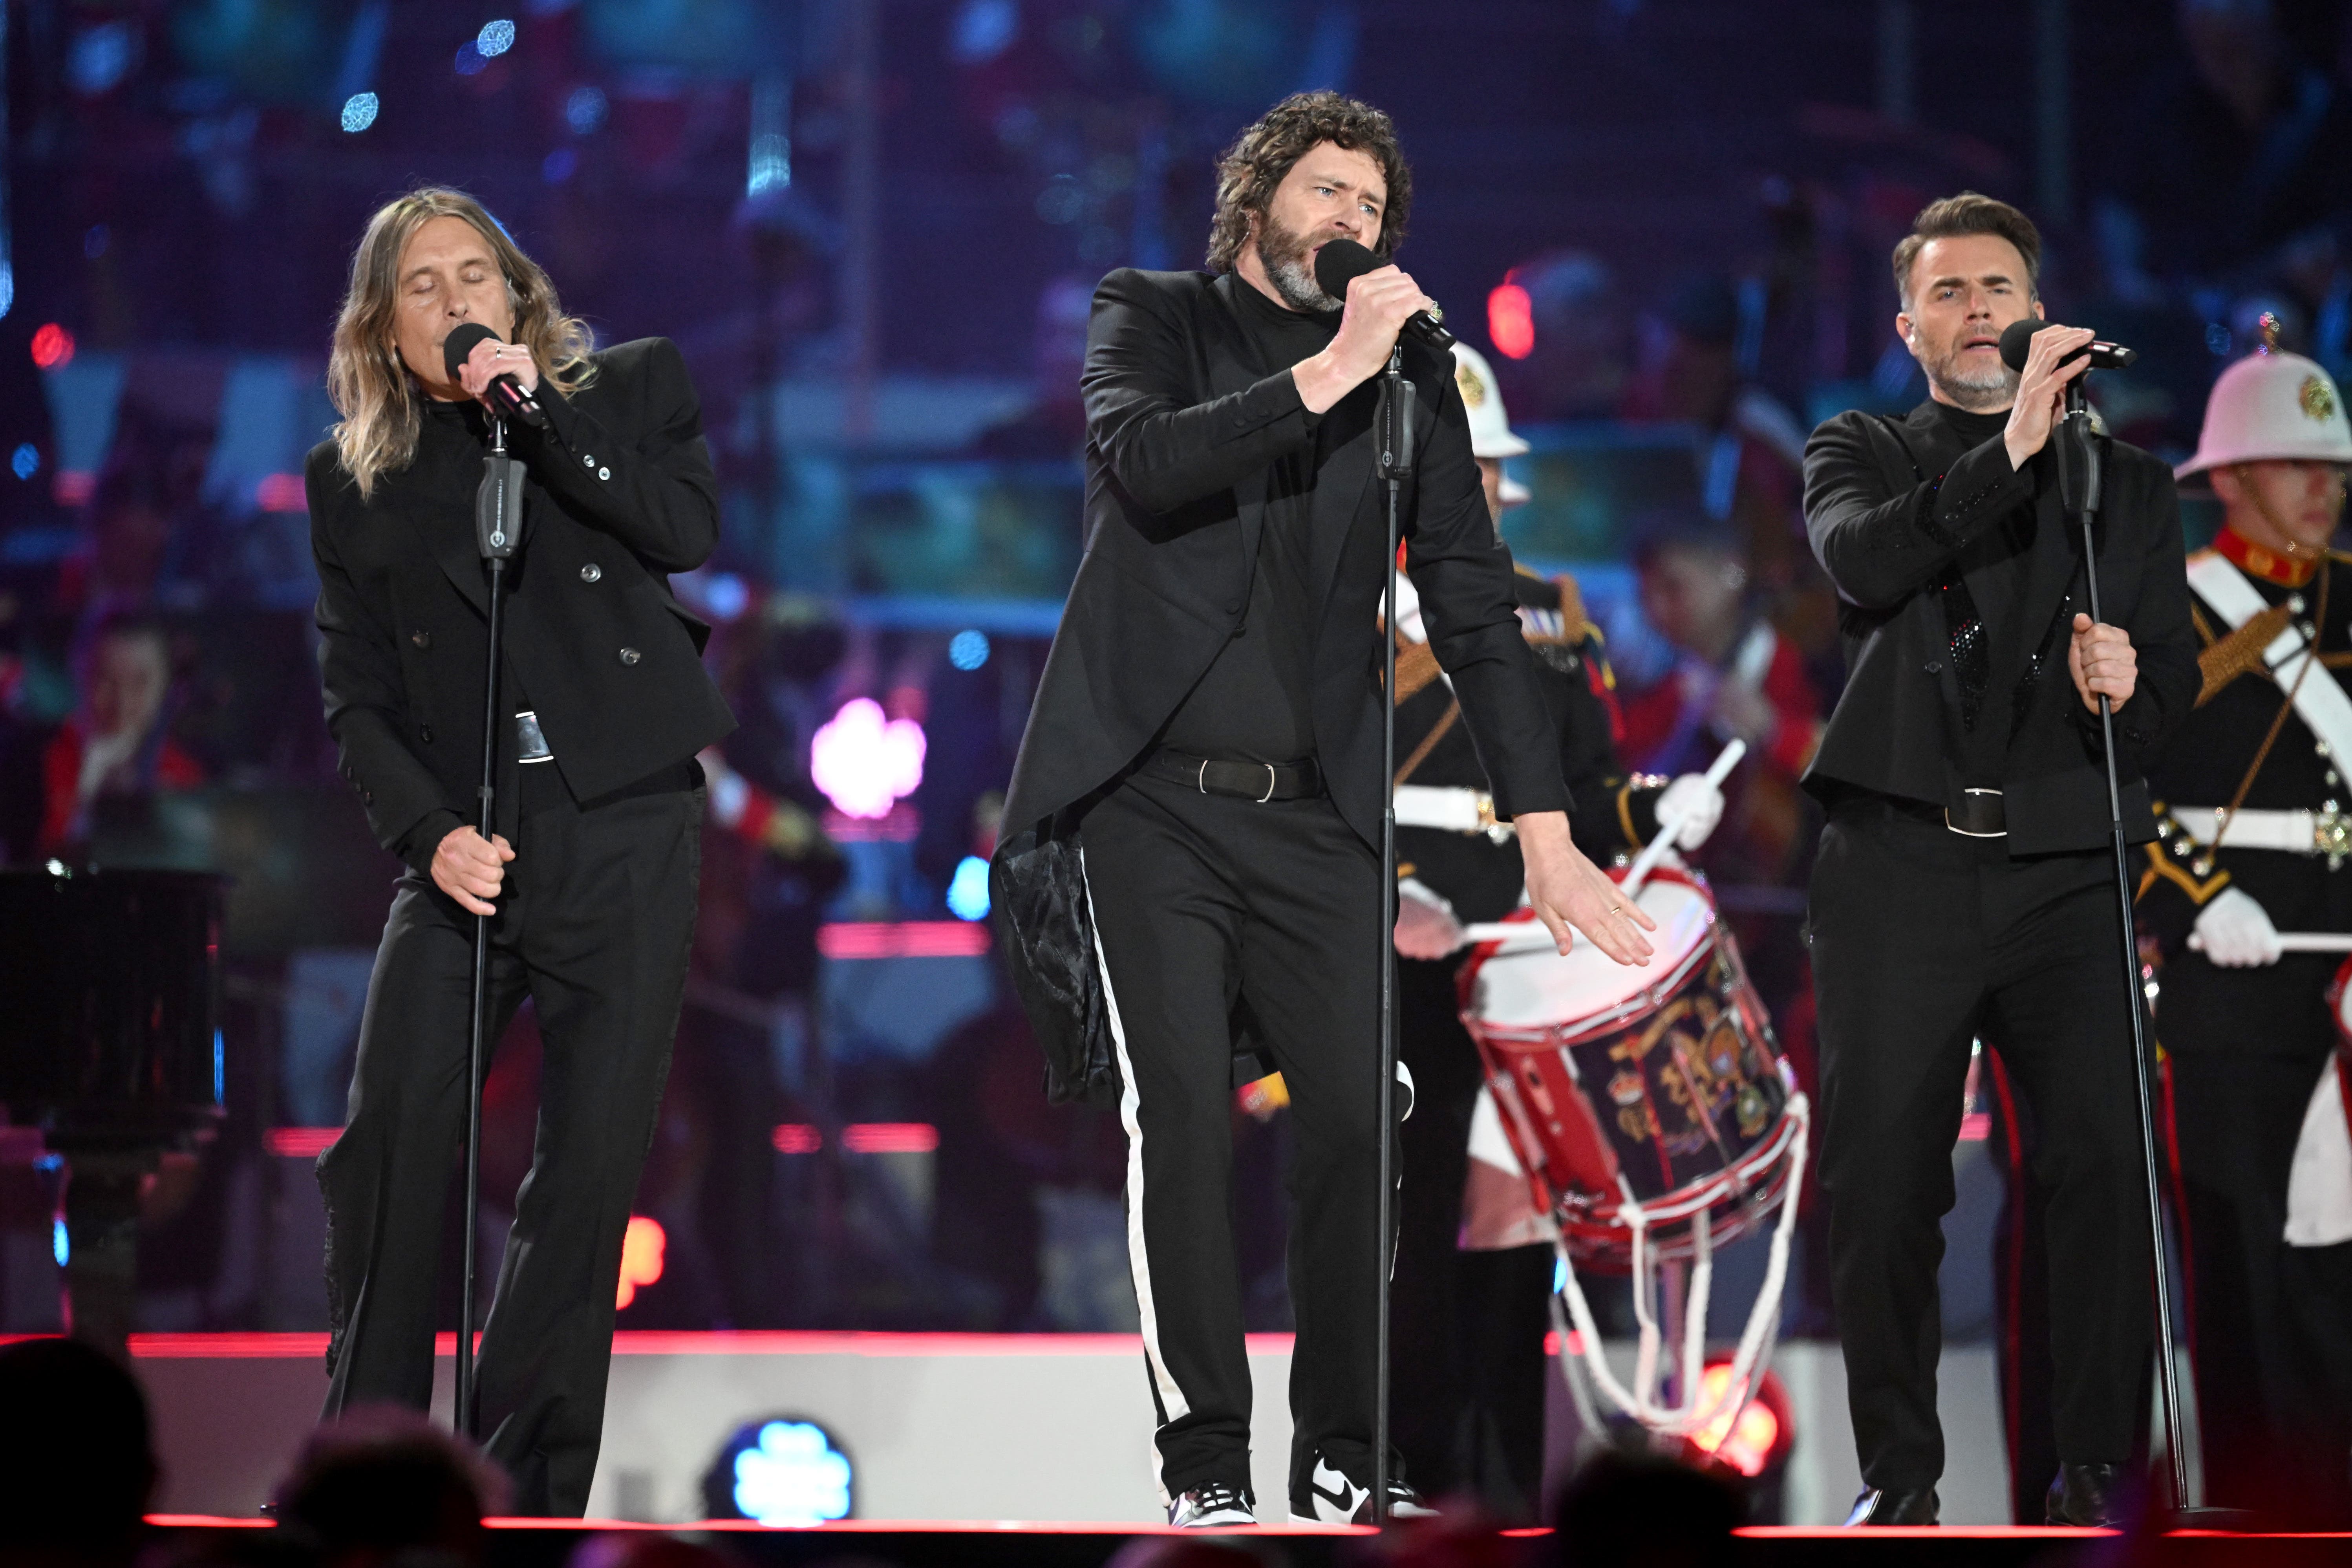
left=2195, top=886, right=2283, bottom=968
left=1393, top=877, right=1468, bottom=960
left=1655, top=773, right=1726, bottom=851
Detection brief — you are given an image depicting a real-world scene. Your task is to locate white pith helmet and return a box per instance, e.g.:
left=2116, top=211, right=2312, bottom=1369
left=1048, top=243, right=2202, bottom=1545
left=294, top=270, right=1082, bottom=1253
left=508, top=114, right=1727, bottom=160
left=2177, top=319, right=2352, bottom=479
left=1452, top=341, right=1531, bottom=505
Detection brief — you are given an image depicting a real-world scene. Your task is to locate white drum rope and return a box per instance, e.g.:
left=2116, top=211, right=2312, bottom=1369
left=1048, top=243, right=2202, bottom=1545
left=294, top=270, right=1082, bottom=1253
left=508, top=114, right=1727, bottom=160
left=1547, top=1091, right=1811, bottom=1439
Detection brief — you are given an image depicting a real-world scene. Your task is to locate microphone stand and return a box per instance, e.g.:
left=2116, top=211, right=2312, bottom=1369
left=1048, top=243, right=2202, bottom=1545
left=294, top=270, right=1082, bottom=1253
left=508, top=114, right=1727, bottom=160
left=1374, top=342, right=1414, bottom=1528
left=457, top=417, right=523, bottom=1439
left=2058, top=381, right=2196, bottom=1516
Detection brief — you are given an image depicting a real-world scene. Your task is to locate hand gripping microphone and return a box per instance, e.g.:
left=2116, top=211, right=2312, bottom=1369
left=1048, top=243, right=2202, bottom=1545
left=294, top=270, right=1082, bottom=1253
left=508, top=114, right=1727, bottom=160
left=1997, top=318, right=2139, bottom=374
left=442, top=321, right=549, bottom=429
left=1313, top=238, right=1457, bottom=351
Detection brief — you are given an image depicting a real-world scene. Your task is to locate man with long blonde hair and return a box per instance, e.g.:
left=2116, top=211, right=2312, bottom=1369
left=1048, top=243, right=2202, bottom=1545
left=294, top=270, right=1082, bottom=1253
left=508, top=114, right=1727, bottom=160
left=306, top=187, right=732, bottom=1514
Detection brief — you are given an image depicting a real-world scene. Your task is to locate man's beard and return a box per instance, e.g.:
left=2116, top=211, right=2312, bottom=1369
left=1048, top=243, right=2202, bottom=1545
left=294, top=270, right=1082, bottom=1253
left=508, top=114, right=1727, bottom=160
left=1255, top=212, right=1341, bottom=313
left=1920, top=335, right=2019, bottom=413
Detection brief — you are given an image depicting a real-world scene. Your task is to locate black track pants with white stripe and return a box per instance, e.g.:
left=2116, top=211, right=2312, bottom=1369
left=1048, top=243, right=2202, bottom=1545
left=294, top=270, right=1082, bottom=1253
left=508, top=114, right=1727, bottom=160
left=1080, top=770, right=1388, bottom=1503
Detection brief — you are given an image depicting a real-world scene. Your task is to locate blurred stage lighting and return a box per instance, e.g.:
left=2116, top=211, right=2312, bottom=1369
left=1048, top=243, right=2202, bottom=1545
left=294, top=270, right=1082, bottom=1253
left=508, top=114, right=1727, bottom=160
left=455, top=41, right=489, bottom=75
left=1488, top=281, right=1534, bottom=360
left=478, top=19, right=518, bottom=57
left=565, top=85, right=608, bottom=134
left=83, top=226, right=109, bottom=260
left=68, top=21, right=139, bottom=97
left=340, top=92, right=379, bottom=133
left=947, top=855, right=991, bottom=921
left=950, top=0, right=1021, bottom=64
left=30, top=324, right=74, bottom=370
left=11, top=445, right=38, bottom=481
left=1682, top=1360, right=1795, bottom=1481
left=811, top=698, right=925, bottom=821
left=703, top=1417, right=854, bottom=1527
left=615, top=1214, right=665, bottom=1308
left=543, top=147, right=578, bottom=184
left=947, top=629, right=990, bottom=670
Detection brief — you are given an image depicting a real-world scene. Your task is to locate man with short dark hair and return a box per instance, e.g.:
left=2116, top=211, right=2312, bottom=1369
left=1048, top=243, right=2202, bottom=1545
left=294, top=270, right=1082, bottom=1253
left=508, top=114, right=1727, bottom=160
left=1801, top=192, right=2198, bottom=1525
left=993, top=91, right=1651, bottom=1527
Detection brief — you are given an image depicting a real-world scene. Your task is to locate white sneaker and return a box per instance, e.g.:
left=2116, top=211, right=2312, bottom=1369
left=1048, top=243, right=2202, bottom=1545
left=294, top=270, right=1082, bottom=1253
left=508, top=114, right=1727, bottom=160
left=1167, top=1480, right=1257, bottom=1528
left=1294, top=1455, right=1438, bottom=1524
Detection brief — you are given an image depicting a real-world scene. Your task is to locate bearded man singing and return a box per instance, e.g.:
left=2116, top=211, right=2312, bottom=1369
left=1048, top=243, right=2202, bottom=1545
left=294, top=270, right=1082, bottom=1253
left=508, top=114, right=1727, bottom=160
left=306, top=188, right=732, bottom=1513
left=1801, top=194, right=2197, bottom=1526
left=991, top=91, right=1652, bottom=1528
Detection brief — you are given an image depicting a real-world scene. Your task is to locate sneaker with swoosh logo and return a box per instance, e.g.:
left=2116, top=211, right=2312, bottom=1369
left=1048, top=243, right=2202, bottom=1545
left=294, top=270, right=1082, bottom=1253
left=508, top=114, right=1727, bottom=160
left=1293, top=1454, right=1438, bottom=1524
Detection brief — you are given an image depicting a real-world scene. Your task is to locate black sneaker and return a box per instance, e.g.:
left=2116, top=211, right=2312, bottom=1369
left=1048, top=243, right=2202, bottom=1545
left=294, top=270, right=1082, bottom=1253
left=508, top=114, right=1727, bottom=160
left=1292, top=1454, right=1438, bottom=1524
left=1167, top=1480, right=1257, bottom=1528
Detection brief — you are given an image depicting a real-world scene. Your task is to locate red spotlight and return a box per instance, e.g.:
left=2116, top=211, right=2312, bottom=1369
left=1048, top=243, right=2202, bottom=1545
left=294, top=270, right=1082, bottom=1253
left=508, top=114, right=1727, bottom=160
left=616, top=1215, right=666, bottom=1308
left=30, top=324, right=75, bottom=370
left=1682, top=1360, right=1795, bottom=1480
left=1487, top=282, right=1534, bottom=360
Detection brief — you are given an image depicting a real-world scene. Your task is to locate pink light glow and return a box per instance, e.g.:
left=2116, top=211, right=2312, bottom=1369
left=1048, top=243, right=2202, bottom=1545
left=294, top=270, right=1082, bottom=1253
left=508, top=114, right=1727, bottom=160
left=817, top=921, right=991, bottom=959
left=810, top=698, right=925, bottom=819
left=1487, top=282, right=1535, bottom=359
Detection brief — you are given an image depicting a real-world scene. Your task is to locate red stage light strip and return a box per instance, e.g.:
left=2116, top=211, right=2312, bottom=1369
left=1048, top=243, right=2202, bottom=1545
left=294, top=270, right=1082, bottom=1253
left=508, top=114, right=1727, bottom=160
left=265, top=1128, right=340, bottom=1158
left=841, top=1122, right=938, bottom=1154
left=816, top=921, right=991, bottom=960
left=112, top=1330, right=1299, bottom=1359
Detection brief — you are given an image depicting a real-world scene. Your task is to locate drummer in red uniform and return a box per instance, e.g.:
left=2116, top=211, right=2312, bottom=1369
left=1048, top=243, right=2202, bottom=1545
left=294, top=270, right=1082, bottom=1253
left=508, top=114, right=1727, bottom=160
left=1383, top=343, right=1726, bottom=1517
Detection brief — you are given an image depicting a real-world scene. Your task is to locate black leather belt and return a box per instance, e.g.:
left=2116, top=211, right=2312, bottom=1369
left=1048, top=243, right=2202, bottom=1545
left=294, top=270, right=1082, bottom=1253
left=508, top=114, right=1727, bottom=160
left=1143, top=747, right=1322, bottom=803
left=1947, top=788, right=2006, bottom=837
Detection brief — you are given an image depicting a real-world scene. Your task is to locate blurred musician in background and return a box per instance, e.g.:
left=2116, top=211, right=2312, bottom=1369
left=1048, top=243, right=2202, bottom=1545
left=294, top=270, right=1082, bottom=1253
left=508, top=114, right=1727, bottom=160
left=2136, top=333, right=2352, bottom=1524
left=1384, top=342, right=1724, bottom=1518
left=1801, top=194, right=2198, bottom=1526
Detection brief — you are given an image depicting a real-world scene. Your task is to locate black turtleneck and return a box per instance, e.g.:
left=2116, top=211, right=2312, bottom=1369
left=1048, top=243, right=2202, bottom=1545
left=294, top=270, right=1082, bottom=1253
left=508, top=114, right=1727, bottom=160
left=1156, top=282, right=1343, bottom=765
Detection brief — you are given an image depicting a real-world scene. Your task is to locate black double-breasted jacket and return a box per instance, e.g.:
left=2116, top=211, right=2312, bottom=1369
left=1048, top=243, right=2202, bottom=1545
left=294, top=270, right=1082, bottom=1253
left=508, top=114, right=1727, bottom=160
left=308, top=337, right=736, bottom=872
left=1801, top=399, right=2198, bottom=856
left=992, top=267, right=1570, bottom=1101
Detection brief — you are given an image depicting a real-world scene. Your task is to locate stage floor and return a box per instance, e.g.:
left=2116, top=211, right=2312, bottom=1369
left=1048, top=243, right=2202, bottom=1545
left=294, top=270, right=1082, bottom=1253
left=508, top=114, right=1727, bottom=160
left=143, top=1518, right=2352, bottom=1568
left=124, top=1329, right=2018, bottom=1525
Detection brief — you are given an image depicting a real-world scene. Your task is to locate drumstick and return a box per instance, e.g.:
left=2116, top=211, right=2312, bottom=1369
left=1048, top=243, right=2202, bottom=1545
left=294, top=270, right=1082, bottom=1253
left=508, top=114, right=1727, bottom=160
left=1619, top=738, right=1747, bottom=899
left=1458, top=740, right=1748, bottom=953
left=2187, top=931, right=2352, bottom=953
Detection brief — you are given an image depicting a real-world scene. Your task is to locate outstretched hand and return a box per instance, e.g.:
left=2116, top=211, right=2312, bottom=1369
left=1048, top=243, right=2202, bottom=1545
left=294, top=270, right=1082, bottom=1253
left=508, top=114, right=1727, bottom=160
left=1515, top=810, right=1654, bottom=965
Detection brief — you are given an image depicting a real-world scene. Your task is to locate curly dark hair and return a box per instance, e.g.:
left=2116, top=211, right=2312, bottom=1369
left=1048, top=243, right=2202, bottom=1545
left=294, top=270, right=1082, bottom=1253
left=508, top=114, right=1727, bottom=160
left=1205, top=91, right=1412, bottom=274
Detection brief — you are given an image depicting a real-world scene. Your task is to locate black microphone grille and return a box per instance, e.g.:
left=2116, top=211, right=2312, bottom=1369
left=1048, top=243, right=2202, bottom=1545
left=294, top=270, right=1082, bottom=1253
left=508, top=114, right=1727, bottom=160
left=1312, top=238, right=1377, bottom=302
left=441, top=321, right=500, bottom=381
left=1997, top=318, right=2040, bottom=372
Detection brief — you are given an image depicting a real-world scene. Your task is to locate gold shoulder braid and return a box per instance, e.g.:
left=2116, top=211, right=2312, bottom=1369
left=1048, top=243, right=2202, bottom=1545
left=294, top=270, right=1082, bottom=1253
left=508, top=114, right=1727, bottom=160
left=2196, top=601, right=2294, bottom=707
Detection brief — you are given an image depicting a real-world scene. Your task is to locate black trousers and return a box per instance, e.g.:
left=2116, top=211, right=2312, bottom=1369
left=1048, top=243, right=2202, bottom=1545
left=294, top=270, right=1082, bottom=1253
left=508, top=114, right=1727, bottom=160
left=1809, top=797, right=2151, bottom=1490
left=1079, top=772, right=1387, bottom=1504
left=318, top=770, right=702, bottom=1515
left=2170, top=1045, right=2352, bottom=1520
left=1390, top=953, right=1551, bottom=1520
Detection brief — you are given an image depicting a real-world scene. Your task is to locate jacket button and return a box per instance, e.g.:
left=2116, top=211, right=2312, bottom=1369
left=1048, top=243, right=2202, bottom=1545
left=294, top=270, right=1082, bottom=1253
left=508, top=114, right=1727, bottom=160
left=580, top=562, right=602, bottom=583
left=598, top=467, right=611, bottom=480
left=619, top=646, right=641, bottom=666
left=419, top=725, right=434, bottom=745
left=1924, top=660, right=1942, bottom=673
left=362, top=789, right=375, bottom=805
left=412, top=630, right=431, bottom=649
left=583, top=453, right=596, bottom=467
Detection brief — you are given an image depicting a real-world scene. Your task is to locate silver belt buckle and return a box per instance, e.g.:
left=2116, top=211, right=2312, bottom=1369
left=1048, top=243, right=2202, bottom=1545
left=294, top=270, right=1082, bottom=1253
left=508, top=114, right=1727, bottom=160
left=1256, top=763, right=1278, bottom=804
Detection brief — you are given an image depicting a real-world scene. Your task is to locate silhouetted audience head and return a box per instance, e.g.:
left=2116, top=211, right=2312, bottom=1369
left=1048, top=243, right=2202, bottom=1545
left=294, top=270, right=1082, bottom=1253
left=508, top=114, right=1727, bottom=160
left=0, top=1337, right=157, bottom=1564
left=565, top=1536, right=743, bottom=1568
left=1545, top=1450, right=1741, bottom=1568
left=271, top=1408, right=507, bottom=1568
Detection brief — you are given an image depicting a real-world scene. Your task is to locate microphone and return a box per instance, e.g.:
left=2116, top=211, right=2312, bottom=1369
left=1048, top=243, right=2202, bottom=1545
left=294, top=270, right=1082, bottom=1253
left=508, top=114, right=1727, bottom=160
left=1997, top=318, right=2139, bottom=374
left=442, top=321, right=549, bottom=429
left=1313, top=239, right=1457, bottom=352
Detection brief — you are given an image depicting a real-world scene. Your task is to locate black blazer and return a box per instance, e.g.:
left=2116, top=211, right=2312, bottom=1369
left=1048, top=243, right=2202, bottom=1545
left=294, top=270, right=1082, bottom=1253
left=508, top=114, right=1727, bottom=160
left=1801, top=400, right=2197, bottom=855
left=308, top=337, right=736, bottom=869
left=993, top=267, right=1567, bottom=1101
